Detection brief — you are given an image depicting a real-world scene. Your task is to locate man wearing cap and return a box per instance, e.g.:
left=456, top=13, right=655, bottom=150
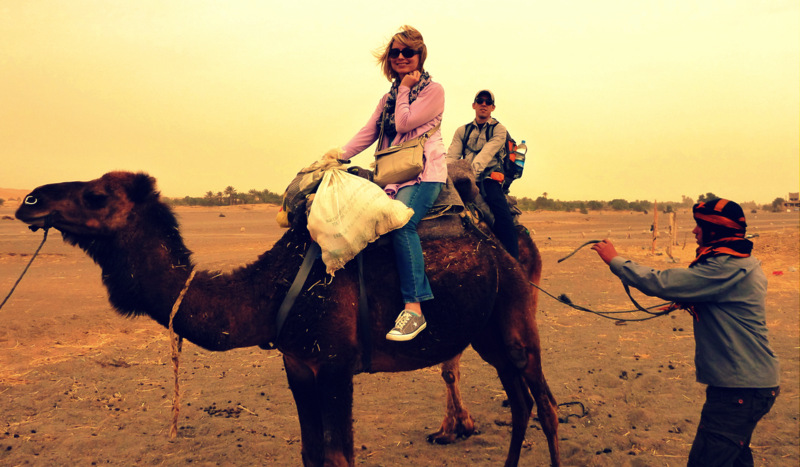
left=446, top=90, right=518, bottom=259
left=592, top=198, right=780, bottom=466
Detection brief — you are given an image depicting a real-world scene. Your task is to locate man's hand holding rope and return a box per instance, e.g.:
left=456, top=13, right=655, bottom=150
left=591, top=238, right=619, bottom=265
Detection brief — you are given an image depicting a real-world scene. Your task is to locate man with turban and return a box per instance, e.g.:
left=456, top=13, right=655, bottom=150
left=592, top=198, right=780, bottom=466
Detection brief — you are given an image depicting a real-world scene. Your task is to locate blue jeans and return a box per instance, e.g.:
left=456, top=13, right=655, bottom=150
left=393, top=182, right=443, bottom=304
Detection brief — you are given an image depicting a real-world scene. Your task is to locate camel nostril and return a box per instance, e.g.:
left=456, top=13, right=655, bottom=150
left=24, top=196, right=38, bottom=205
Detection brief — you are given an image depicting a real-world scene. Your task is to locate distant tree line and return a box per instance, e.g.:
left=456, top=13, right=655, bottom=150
left=163, top=187, right=788, bottom=213
left=515, top=192, right=782, bottom=214
left=515, top=196, right=667, bottom=214
left=166, top=186, right=282, bottom=207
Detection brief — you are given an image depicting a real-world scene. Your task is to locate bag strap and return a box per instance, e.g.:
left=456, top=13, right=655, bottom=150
left=461, top=121, right=501, bottom=158
left=376, top=108, right=387, bottom=151
left=375, top=109, right=440, bottom=152
left=460, top=123, right=473, bottom=157
left=376, top=122, right=440, bottom=154
left=418, top=121, right=441, bottom=143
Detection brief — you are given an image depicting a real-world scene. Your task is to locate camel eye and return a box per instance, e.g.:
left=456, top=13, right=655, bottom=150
left=83, top=191, right=108, bottom=210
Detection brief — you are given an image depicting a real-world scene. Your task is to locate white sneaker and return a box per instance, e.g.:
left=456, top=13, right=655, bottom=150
left=386, top=310, right=427, bottom=342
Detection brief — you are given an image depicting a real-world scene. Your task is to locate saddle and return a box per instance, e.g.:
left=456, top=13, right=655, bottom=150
left=281, top=159, right=519, bottom=242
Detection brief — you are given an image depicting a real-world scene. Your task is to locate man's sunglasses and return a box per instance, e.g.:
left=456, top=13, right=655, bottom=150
left=474, top=98, right=494, bottom=106
left=388, top=48, right=421, bottom=59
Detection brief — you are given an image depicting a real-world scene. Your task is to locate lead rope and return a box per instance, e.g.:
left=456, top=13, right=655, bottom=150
left=0, top=227, right=50, bottom=311
left=542, top=240, right=674, bottom=322
left=167, top=268, right=196, bottom=439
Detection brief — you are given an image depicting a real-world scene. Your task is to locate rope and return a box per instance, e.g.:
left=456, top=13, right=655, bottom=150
left=0, top=227, right=50, bottom=311
left=557, top=240, right=601, bottom=263
left=542, top=239, right=674, bottom=322
left=531, top=281, right=673, bottom=322
left=167, top=268, right=196, bottom=440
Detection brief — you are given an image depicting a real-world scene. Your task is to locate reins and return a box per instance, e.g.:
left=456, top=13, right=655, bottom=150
left=539, top=240, right=675, bottom=322
left=167, top=268, right=196, bottom=439
left=0, top=224, right=51, bottom=311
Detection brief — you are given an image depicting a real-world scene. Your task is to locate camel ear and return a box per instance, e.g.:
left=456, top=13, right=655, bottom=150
left=128, top=173, right=159, bottom=203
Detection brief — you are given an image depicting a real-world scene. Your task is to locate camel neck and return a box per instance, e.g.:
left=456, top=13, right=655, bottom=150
left=84, top=217, right=310, bottom=352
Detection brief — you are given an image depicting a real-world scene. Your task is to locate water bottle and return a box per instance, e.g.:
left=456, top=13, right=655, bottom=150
left=514, top=140, right=527, bottom=170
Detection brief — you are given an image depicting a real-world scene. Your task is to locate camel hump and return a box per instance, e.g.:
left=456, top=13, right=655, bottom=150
left=445, top=159, right=480, bottom=203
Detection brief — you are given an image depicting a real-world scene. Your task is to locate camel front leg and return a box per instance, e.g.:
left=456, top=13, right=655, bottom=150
left=284, top=355, right=326, bottom=466
left=317, top=365, right=355, bottom=466
left=428, top=353, right=476, bottom=444
left=284, top=356, right=356, bottom=467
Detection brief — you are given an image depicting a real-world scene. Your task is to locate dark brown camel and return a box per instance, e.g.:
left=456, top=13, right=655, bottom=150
left=15, top=171, right=559, bottom=467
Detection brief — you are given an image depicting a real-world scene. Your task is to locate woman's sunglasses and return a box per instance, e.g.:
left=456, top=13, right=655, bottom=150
left=388, top=48, right=421, bottom=59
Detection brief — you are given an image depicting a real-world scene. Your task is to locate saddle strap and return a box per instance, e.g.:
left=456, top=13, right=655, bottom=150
left=272, top=243, right=373, bottom=372
left=356, top=253, right=372, bottom=372
left=275, top=242, right=321, bottom=340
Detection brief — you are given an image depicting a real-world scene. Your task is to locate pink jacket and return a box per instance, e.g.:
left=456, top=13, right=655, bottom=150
left=341, top=81, right=447, bottom=194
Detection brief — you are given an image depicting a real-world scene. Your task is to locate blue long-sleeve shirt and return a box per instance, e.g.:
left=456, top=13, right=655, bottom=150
left=609, top=254, right=780, bottom=388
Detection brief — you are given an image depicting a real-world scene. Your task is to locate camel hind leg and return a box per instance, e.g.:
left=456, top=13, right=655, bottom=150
left=511, top=339, right=560, bottom=467
left=489, top=256, right=560, bottom=466
left=427, top=353, right=476, bottom=444
left=470, top=332, right=535, bottom=467
left=500, top=301, right=560, bottom=466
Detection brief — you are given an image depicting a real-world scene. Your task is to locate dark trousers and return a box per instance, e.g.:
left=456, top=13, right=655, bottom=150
left=482, top=179, right=519, bottom=259
left=687, top=386, right=779, bottom=467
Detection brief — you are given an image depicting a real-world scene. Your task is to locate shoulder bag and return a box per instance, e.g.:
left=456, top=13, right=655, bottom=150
left=373, top=110, right=440, bottom=187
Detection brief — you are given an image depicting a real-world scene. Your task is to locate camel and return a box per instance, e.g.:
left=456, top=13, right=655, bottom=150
left=15, top=171, right=559, bottom=467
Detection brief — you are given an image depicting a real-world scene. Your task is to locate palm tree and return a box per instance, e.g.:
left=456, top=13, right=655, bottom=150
left=224, top=187, right=237, bottom=205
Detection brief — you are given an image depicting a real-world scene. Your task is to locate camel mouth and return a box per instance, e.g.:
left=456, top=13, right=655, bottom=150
left=15, top=206, right=62, bottom=231
left=15, top=213, right=55, bottom=232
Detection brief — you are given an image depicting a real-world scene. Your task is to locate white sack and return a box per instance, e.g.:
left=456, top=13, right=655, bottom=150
left=307, top=169, right=413, bottom=275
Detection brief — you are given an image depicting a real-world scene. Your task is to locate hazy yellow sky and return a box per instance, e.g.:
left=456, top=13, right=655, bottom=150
left=2, top=0, right=798, bottom=203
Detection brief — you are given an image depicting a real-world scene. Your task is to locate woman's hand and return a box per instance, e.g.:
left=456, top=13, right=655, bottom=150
left=322, top=147, right=344, bottom=161
left=400, top=70, right=421, bottom=89
left=591, top=239, right=619, bottom=265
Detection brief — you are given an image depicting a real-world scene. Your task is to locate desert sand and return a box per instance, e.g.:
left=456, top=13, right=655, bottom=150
left=1, top=200, right=797, bottom=466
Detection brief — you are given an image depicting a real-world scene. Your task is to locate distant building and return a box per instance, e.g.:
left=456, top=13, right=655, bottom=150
left=784, top=192, right=799, bottom=210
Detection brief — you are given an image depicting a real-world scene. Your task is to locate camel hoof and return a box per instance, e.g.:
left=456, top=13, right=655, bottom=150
left=427, top=431, right=457, bottom=445
left=427, top=418, right=476, bottom=445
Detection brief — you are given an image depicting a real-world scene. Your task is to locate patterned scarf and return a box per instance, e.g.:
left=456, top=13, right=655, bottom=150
left=674, top=199, right=753, bottom=321
left=690, top=198, right=753, bottom=267
left=378, top=71, right=432, bottom=146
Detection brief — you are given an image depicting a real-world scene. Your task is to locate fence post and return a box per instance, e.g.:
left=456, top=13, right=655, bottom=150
left=668, top=211, right=677, bottom=258
left=651, top=201, right=659, bottom=254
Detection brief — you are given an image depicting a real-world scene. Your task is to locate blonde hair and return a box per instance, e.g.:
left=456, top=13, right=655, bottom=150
left=374, top=25, right=427, bottom=81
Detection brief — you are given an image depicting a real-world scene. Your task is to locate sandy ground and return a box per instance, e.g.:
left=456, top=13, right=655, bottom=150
left=1, top=201, right=798, bottom=466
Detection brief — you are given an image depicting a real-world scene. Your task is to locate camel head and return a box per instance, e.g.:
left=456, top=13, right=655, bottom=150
left=16, top=171, right=195, bottom=320
left=16, top=171, right=165, bottom=243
